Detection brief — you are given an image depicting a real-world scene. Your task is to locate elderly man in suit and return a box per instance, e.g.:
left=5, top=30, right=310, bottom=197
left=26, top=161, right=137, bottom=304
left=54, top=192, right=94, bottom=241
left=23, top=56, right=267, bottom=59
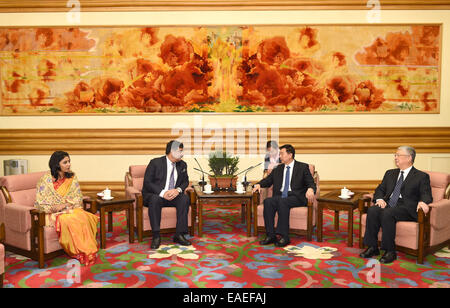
left=253, top=144, right=316, bottom=247
left=360, top=146, right=433, bottom=264
left=142, top=140, right=191, bottom=249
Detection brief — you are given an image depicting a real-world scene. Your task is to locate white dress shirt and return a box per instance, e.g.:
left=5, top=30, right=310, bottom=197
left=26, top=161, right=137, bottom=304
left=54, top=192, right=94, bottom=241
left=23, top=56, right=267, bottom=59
left=159, top=156, right=178, bottom=198
left=377, top=165, right=413, bottom=202
left=280, top=160, right=295, bottom=194
left=392, top=165, right=412, bottom=199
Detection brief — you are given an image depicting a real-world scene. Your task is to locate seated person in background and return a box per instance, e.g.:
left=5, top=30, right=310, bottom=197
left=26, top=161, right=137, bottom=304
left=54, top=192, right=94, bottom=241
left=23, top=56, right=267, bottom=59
left=142, top=140, right=191, bottom=249
left=35, top=151, right=98, bottom=266
left=360, top=146, right=432, bottom=264
left=253, top=144, right=316, bottom=247
left=263, top=140, right=280, bottom=178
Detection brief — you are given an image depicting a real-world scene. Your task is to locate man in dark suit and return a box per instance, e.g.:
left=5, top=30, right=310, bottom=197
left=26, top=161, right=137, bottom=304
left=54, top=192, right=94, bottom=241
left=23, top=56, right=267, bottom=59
left=253, top=144, right=316, bottom=247
left=360, top=146, right=433, bottom=263
left=142, top=140, right=191, bottom=249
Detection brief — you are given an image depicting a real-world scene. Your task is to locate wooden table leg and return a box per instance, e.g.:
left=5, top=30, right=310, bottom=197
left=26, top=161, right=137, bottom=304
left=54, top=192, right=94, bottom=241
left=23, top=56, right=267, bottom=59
left=241, top=204, right=245, bottom=223
left=128, top=204, right=134, bottom=244
left=347, top=209, right=353, bottom=247
left=246, top=201, right=251, bottom=237
left=334, top=210, right=339, bottom=230
left=100, top=207, right=106, bottom=249
left=108, top=211, right=113, bottom=232
left=317, top=204, right=323, bottom=242
left=198, top=202, right=203, bottom=237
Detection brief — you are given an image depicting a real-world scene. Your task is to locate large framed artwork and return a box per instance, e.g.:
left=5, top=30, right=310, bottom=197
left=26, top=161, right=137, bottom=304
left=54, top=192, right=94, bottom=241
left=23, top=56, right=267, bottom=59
left=0, top=24, right=441, bottom=115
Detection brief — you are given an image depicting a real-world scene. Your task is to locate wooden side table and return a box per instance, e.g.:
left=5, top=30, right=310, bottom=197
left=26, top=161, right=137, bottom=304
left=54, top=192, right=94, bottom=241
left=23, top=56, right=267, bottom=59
left=317, top=190, right=370, bottom=247
left=193, top=185, right=258, bottom=237
left=85, top=194, right=135, bottom=249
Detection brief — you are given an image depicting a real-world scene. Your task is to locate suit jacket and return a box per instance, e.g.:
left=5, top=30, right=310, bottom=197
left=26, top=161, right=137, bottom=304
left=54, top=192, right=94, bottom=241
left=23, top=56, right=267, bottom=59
left=373, top=166, right=432, bottom=220
left=142, top=156, right=189, bottom=206
left=258, top=160, right=316, bottom=205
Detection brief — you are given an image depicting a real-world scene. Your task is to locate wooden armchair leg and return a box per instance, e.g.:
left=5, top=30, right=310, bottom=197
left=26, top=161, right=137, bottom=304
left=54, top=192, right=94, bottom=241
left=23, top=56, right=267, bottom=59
left=0, top=273, right=4, bottom=288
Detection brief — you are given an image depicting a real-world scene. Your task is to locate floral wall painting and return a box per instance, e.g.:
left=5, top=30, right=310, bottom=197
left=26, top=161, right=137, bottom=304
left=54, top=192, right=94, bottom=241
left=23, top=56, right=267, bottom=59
left=0, top=24, right=440, bottom=115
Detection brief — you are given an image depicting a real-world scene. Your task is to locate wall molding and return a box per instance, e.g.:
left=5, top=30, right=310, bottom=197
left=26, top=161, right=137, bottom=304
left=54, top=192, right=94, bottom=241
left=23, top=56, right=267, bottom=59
left=1, top=0, right=450, bottom=12
left=1, top=127, right=449, bottom=155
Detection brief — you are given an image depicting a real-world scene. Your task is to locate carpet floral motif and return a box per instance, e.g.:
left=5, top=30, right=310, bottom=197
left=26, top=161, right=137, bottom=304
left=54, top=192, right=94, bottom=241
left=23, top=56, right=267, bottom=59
left=284, top=243, right=338, bottom=260
left=148, top=245, right=199, bottom=260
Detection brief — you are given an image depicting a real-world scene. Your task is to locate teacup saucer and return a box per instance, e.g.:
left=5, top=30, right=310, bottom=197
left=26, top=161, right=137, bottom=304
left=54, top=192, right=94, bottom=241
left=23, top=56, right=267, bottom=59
left=203, top=190, right=214, bottom=194
left=338, top=195, right=351, bottom=199
left=97, top=192, right=104, bottom=197
left=235, top=190, right=245, bottom=194
left=102, top=196, right=114, bottom=200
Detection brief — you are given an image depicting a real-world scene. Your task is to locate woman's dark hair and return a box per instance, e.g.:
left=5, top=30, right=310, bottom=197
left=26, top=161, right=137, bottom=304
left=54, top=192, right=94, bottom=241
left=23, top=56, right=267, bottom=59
left=165, top=140, right=184, bottom=155
left=280, top=144, right=295, bottom=159
left=266, top=140, right=278, bottom=149
left=49, top=151, right=74, bottom=180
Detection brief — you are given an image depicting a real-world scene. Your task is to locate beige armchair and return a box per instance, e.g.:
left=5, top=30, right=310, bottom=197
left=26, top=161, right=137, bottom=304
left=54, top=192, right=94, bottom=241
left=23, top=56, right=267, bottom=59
left=358, top=170, right=450, bottom=264
left=0, top=222, right=5, bottom=287
left=254, top=164, right=320, bottom=241
left=125, top=165, right=195, bottom=242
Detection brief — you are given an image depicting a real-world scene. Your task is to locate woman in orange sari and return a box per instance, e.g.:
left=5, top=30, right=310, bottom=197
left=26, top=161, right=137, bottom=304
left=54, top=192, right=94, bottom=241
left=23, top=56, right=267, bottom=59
left=35, top=151, right=98, bottom=266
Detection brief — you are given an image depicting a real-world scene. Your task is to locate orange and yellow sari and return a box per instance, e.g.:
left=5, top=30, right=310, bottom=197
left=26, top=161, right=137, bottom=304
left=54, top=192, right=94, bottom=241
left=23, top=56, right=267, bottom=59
left=35, top=171, right=98, bottom=265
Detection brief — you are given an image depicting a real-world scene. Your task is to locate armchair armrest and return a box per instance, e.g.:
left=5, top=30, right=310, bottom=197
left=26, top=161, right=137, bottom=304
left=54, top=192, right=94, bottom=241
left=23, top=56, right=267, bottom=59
left=126, top=186, right=141, bottom=200
left=4, top=203, right=34, bottom=232
left=428, top=198, right=450, bottom=229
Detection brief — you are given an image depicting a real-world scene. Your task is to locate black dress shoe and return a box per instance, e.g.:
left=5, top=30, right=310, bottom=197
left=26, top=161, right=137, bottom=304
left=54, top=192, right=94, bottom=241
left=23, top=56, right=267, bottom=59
left=380, top=251, right=397, bottom=264
left=173, top=234, right=191, bottom=246
left=259, top=236, right=277, bottom=245
left=359, top=247, right=380, bottom=258
left=151, top=236, right=161, bottom=249
left=275, top=237, right=290, bottom=247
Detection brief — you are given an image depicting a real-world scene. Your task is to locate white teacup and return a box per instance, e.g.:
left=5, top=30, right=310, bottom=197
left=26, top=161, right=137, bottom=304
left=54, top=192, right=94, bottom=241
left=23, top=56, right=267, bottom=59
left=204, top=184, right=212, bottom=192
left=236, top=184, right=244, bottom=192
left=340, top=187, right=349, bottom=197
left=103, top=188, right=111, bottom=199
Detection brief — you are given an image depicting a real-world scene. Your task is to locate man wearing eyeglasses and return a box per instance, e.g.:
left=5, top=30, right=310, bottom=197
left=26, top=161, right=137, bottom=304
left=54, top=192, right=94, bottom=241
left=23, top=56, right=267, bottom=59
left=142, top=140, right=191, bottom=249
left=360, top=146, right=432, bottom=263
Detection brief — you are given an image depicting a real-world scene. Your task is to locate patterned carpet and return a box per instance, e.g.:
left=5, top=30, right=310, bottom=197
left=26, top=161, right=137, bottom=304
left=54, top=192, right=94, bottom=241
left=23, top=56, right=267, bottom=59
left=3, top=205, right=450, bottom=288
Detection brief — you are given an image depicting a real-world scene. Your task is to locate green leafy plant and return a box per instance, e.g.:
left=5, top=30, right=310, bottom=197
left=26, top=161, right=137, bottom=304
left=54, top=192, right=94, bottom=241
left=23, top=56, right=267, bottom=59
left=208, top=151, right=239, bottom=177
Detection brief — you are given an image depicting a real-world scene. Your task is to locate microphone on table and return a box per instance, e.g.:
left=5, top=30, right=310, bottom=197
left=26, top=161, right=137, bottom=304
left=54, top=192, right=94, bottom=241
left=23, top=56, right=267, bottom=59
left=193, top=167, right=219, bottom=191
left=194, top=157, right=207, bottom=186
left=236, top=162, right=262, bottom=188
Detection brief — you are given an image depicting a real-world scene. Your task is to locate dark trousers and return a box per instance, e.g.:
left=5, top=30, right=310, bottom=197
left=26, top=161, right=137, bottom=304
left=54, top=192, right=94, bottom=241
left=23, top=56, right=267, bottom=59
left=363, top=199, right=416, bottom=252
left=263, top=195, right=306, bottom=239
left=147, top=193, right=190, bottom=236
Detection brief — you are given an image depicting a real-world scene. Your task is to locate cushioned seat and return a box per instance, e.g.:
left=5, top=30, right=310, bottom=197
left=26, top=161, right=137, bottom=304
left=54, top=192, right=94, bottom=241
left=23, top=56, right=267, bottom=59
left=255, top=164, right=319, bottom=240
left=1, top=223, right=5, bottom=287
left=125, top=165, right=194, bottom=242
left=359, top=170, right=450, bottom=264
left=0, top=172, right=94, bottom=268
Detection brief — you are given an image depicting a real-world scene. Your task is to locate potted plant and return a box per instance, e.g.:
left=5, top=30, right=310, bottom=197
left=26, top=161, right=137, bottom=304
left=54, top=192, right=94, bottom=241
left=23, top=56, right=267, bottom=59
left=208, top=151, right=239, bottom=189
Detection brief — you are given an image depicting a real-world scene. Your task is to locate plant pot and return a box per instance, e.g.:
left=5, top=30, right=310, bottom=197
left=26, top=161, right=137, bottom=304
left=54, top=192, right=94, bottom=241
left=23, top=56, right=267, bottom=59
left=209, top=176, right=238, bottom=190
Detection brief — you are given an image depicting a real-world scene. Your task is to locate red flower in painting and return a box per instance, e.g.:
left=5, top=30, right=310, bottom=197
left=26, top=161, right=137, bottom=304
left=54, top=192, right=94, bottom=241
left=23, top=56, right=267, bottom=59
left=299, top=27, right=319, bottom=49
left=327, top=75, right=355, bottom=103
left=289, top=86, right=328, bottom=111
left=159, top=35, right=194, bottom=67
left=353, top=81, right=385, bottom=110
left=257, top=37, right=290, bottom=66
